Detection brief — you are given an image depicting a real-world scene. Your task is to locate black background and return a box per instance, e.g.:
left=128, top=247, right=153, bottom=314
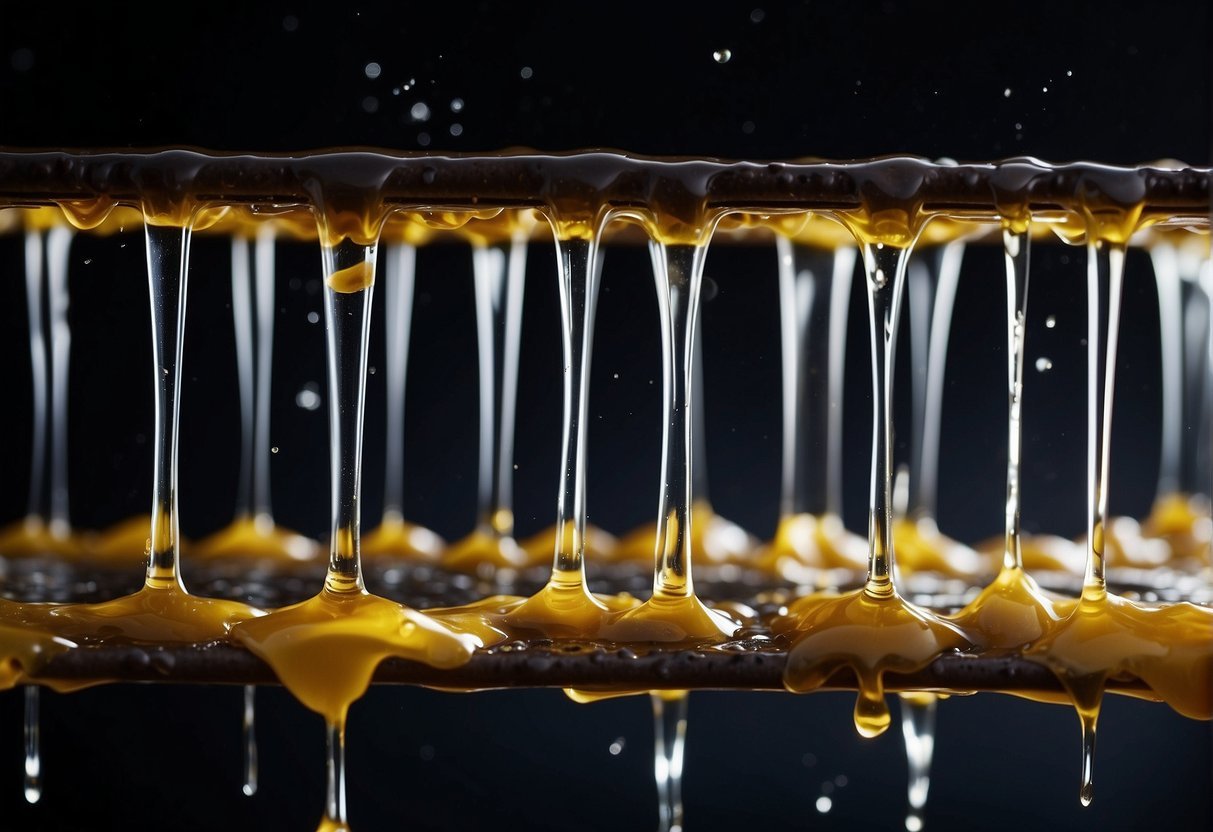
left=0, top=1, right=1211, bottom=830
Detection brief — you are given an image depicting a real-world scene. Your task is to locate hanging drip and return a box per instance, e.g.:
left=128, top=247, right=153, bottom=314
left=652, top=692, right=687, bottom=832
left=899, top=692, right=936, bottom=832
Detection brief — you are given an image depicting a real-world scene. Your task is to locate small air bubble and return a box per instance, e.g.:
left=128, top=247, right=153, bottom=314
left=608, top=738, right=625, bottom=755
left=520, top=66, right=534, bottom=80
left=1042, top=86, right=1048, bottom=93
left=713, top=48, right=732, bottom=64
left=282, top=15, right=299, bottom=32
left=83, top=258, right=92, bottom=265
left=1045, top=315, right=1057, bottom=328
left=750, top=8, right=765, bottom=22
left=410, top=101, right=431, bottom=122
left=741, top=120, right=755, bottom=134
left=906, top=816, right=924, bottom=832
left=1035, top=357, right=1053, bottom=372
left=815, top=796, right=833, bottom=814
left=364, top=62, right=381, bottom=80
left=613, top=373, right=620, bottom=379
left=1004, top=87, right=1012, bottom=98
left=362, top=96, right=379, bottom=114
left=369, top=366, right=376, bottom=375
left=1066, top=69, right=1073, bottom=77
left=449, top=123, right=463, bottom=137
left=450, top=97, right=465, bottom=113
left=417, top=132, right=431, bottom=147
left=271, top=446, right=280, bottom=454
left=834, top=775, right=848, bottom=787
left=307, top=311, right=319, bottom=324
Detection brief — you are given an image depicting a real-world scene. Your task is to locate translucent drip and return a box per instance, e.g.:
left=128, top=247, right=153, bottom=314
left=230, top=235, right=255, bottom=518
left=775, top=235, right=856, bottom=518
left=323, top=720, right=349, bottom=832
left=472, top=235, right=527, bottom=539
left=242, top=685, right=258, bottom=797
left=899, top=692, right=937, bottom=832
left=23, top=229, right=47, bottom=522
left=908, top=241, right=965, bottom=520
left=321, top=238, right=377, bottom=594
left=46, top=225, right=74, bottom=537
left=1150, top=242, right=1183, bottom=497
left=652, top=692, right=687, bottom=832
left=24, top=686, right=41, bottom=804
left=1083, top=240, right=1127, bottom=600
left=862, top=242, right=910, bottom=596
left=381, top=243, right=416, bottom=522
left=252, top=225, right=276, bottom=521
left=143, top=222, right=193, bottom=589
left=1001, top=228, right=1030, bottom=572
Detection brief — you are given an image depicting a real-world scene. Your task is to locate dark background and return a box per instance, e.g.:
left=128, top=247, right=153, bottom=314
left=0, top=1, right=1210, bottom=830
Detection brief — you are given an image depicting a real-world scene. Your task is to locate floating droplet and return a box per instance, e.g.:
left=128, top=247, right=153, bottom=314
left=1045, top=315, right=1057, bottom=328
left=364, top=62, right=381, bottom=80
left=307, top=311, right=320, bottom=324
left=815, top=796, right=833, bottom=814
left=608, top=738, right=625, bottom=755
left=1035, top=357, right=1053, bottom=372
left=520, top=66, right=533, bottom=79
left=450, top=98, right=465, bottom=113
left=750, top=8, right=765, bottom=23
left=713, top=48, right=732, bottom=64
left=270, top=446, right=279, bottom=454
left=362, top=96, right=379, bottom=114
left=296, top=384, right=321, bottom=411
left=1003, top=87, right=1012, bottom=98
left=450, top=123, right=463, bottom=137
left=410, top=102, right=431, bottom=122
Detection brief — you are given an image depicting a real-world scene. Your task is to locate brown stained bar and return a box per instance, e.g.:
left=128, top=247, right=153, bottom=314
left=0, top=151, right=1208, bottom=222
left=25, top=640, right=1156, bottom=698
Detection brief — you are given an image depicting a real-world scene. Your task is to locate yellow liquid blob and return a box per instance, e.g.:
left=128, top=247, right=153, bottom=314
left=518, top=522, right=618, bottom=568
left=0, top=515, right=84, bottom=559
left=949, top=567, right=1062, bottom=650
left=233, top=589, right=480, bottom=727
left=361, top=513, right=445, bottom=561
left=612, top=501, right=756, bottom=566
left=442, top=527, right=528, bottom=573
left=893, top=517, right=987, bottom=577
left=83, top=515, right=159, bottom=567
left=326, top=261, right=375, bottom=293
left=192, top=515, right=319, bottom=563
left=774, top=589, right=970, bottom=737
left=599, top=593, right=741, bottom=644
left=754, top=513, right=868, bottom=578
left=49, top=584, right=262, bottom=645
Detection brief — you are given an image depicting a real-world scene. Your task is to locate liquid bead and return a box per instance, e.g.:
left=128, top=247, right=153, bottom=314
left=232, top=590, right=479, bottom=728
left=949, top=567, right=1061, bottom=649
left=774, top=590, right=969, bottom=737
left=0, top=602, right=76, bottom=691
left=49, top=585, right=262, bottom=645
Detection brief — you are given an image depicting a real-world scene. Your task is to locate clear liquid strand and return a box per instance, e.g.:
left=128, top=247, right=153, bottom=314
left=860, top=242, right=913, bottom=595
left=690, top=314, right=709, bottom=503
left=230, top=235, right=256, bottom=517
left=908, top=241, right=965, bottom=519
left=242, top=684, right=258, bottom=797
left=23, top=686, right=41, bottom=804
left=320, top=237, right=377, bottom=594
left=323, top=719, right=349, bottom=831
left=23, top=229, right=47, bottom=521
left=382, top=243, right=417, bottom=520
left=1002, top=228, right=1031, bottom=571
left=1150, top=242, right=1183, bottom=496
left=775, top=236, right=856, bottom=517
left=549, top=233, right=601, bottom=579
left=1083, top=240, right=1127, bottom=600
left=252, top=225, right=276, bottom=520
left=651, top=693, right=687, bottom=832
left=46, top=225, right=74, bottom=535
left=899, top=693, right=937, bottom=831
left=1079, top=709, right=1097, bottom=806
left=649, top=241, right=711, bottom=600
left=470, top=235, right=527, bottom=539
left=143, top=220, right=193, bottom=589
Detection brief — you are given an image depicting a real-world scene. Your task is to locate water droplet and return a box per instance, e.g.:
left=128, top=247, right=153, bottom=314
left=1045, top=315, right=1057, bottom=328
left=410, top=102, right=431, bottom=122
left=815, top=796, right=833, bottom=814
left=834, top=774, right=849, bottom=787
left=450, top=97, right=465, bottom=113
left=270, top=446, right=279, bottom=454
left=1035, top=357, right=1053, bottom=372
left=307, top=311, right=320, bottom=324
left=1066, top=69, right=1073, bottom=77
left=296, top=383, right=321, bottom=411
left=713, top=48, right=732, bottom=64
left=750, top=8, right=765, bottom=22
left=520, top=66, right=534, bottom=80
left=906, top=815, right=924, bottom=832
left=281, top=15, right=299, bottom=32
left=1042, top=86, right=1049, bottom=93
left=608, top=737, right=625, bottom=755
left=368, top=366, right=376, bottom=375
left=1003, top=87, right=1012, bottom=98
left=364, top=62, right=381, bottom=80
left=449, top=123, right=463, bottom=137
left=83, top=258, right=92, bottom=265
left=362, top=96, right=379, bottom=114
left=741, top=120, right=755, bottom=134
left=417, top=132, right=431, bottom=147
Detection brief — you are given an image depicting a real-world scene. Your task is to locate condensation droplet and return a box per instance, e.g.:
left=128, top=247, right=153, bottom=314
left=364, top=62, right=381, bottom=80
left=815, top=796, right=833, bottom=814
left=1045, top=315, right=1057, bottom=328
left=362, top=96, right=379, bottom=114
left=750, top=8, right=765, bottom=23
left=1035, top=357, right=1053, bottom=372
left=713, top=48, right=732, bottom=64
left=307, top=311, right=320, bottom=324
left=608, top=737, right=625, bottom=755
left=520, top=66, right=534, bottom=80
left=1003, top=87, right=1012, bottom=98
left=410, top=101, right=431, bottom=122
left=450, top=97, right=465, bottom=113
left=295, top=384, right=321, bottom=411
left=417, top=132, right=431, bottom=147
left=270, top=446, right=280, bottom=454
left=450, top=123, right=463, bottom=137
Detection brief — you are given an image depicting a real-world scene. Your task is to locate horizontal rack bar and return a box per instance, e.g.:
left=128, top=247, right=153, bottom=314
left=0, top=150, right=1208, bottom=218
